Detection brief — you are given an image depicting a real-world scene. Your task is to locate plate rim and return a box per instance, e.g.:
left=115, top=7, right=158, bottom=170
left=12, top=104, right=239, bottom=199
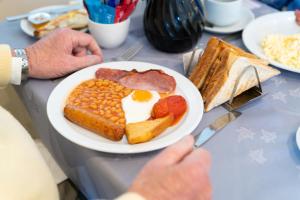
left=47, top=61, right=204, bottom=154
left=242, top=11, right=300, bottom=74
left=204, top=7, right=255, bottom=34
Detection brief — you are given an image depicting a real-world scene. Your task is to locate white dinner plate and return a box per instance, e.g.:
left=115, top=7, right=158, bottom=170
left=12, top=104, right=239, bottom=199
left=47, top=61, right=204, bottom=154
left=297, top=127, right=300, bottom=151
left=204, top=7, right=255, bottom=34
left=242, top=11, right=300, bottom=74
left=20, top=5, right=87, bottom=37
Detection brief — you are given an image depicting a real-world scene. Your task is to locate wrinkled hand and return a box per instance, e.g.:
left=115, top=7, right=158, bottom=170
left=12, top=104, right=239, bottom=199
left=295, top=10, right=300, bottom=26
left=129, top=136, right=212, bottom=200
left=26, top=28, right=103, bottom=79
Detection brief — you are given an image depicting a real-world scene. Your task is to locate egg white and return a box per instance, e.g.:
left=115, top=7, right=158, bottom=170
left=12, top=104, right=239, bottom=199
left=122, top=91, right=160, bottom=124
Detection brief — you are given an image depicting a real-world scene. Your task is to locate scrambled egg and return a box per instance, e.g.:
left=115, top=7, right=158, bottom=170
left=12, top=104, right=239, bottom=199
left=261, top=34, right=300, bottom=69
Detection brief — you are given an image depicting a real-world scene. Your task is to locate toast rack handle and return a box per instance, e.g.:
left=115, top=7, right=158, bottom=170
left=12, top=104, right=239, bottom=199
left=228, top=65, right=262, bottom=109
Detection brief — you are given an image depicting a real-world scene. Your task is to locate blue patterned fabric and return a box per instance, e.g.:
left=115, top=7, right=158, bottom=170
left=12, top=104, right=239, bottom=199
left=287, top=0, right=300, bottom=9
left=260, top=0, right=300, bottom=10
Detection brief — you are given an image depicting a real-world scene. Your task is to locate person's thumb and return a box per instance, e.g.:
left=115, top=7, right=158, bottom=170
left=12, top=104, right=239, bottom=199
left=181, top=148, right=211, bottom=173
left=71, top=55, right=102, bottom=70
left=147, top=135, right=194, bottom=168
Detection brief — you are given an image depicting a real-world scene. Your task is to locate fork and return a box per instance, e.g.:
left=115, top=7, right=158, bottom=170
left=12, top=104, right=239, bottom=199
left=109, top=42, right=144, bottom=61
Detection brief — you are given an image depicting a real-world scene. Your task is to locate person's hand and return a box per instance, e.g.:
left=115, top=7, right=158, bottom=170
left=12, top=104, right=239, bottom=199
left=295, top=10, right=300, bottom=25
left=129, top=135, right=212, bottom=200
left=25, top=28, right=103, bottom=79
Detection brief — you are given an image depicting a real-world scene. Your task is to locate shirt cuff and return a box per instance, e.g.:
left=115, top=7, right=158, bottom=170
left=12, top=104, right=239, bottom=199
left=11, top=57, right=22, bottom=85
left=0, top=45, right=12, bottom=88
left=115, top=192, right=146, bottom=200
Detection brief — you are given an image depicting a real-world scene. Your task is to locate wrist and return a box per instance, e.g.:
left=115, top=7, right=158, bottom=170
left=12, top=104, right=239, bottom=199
left=11, top=49, right=15, bottom=57
left=25, top=46, right=37, bottom=78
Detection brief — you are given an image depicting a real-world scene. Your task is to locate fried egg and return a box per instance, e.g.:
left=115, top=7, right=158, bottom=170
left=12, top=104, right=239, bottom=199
left=122, top=90, right=160, bottom=124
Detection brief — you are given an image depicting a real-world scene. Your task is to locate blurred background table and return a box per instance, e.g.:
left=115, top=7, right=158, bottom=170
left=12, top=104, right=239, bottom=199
left=1, top=1, right=300, bottom=199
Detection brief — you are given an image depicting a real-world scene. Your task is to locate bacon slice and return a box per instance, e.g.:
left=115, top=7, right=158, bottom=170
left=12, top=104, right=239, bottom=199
left=95, top=68, right=136, bottom=82
left=95, top=68, right=176, bottom=93
left=119, top=70, right=176, bottom=93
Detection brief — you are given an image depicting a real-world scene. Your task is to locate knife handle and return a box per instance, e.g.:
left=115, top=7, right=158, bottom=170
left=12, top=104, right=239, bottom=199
left=6, top=14, right=29, bottom=21
left=194, top=127, right=215, bottom=148
left=194, top=111, right=241, bottom=148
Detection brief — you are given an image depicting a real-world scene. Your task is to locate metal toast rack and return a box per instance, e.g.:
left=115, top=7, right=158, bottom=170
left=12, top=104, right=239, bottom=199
left=191, top=66, right=265, bottom=148
left=222, top=65, right=265, bottom=112
left=185, top=49, right=265, bottom=112
left=185, top=48, right=267, bottom=147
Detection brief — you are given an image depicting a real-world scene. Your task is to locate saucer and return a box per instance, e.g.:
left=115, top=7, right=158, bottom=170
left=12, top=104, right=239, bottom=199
left=204, top=7, right=255, bottom=34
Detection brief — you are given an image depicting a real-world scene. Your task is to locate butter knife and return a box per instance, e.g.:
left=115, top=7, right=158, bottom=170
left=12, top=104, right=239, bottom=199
left=6, top=4, right=82, bottom=21
left=194, top=111, right=241, bottom=148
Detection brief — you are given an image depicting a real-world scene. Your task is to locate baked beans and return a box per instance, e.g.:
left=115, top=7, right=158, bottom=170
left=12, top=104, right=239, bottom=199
left=66, top=79, right=132, bottom=128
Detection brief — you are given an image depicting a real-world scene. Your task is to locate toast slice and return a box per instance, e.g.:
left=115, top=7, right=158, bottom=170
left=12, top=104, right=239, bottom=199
left=126, top=115, right=174, bottom=144
left=202, top=50, right=280, bottom=111
left=189, top=37, right=267, bottom=90
left=189, top=37, right=279, bottom=112
left=189, top=37, right=221, bottom=89
left=34, top=10, right=88, bottom=38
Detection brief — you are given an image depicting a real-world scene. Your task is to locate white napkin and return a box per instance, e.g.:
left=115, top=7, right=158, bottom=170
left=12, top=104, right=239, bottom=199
left=182, top=49, right=203, bottom=75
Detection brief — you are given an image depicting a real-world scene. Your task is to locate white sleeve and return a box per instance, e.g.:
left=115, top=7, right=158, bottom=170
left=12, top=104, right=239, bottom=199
left=115, top=192, right=146, bottom=200
left=0, top=44, right=12, bottom=88
left=11, top=57, right=22, bottom=85
left=0, top=106, right=59, bottom=200
left=0, top=45, right=24, bottom=86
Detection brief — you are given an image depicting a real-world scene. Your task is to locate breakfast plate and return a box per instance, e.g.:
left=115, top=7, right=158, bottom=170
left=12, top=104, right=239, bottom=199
left=242, top=11, right=300, bottom=74
left=20, top=5, right=87, bottom=38
left=47, top=61, right=204, bottom=154
left=204, top=7, right=255, bottom=34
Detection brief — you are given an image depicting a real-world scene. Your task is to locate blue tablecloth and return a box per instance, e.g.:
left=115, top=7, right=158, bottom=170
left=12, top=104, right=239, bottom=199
left=1, top=1, right=300, bottom=199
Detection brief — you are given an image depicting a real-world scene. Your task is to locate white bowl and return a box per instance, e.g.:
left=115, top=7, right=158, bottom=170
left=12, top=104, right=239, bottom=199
left=88, top=18, right=130, bottom=49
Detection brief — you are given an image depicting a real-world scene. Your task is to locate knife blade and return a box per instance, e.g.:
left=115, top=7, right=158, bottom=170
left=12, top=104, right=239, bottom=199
left=194, top=111, right=241, bottom=148
left=6, top=4, right=82, bottom=21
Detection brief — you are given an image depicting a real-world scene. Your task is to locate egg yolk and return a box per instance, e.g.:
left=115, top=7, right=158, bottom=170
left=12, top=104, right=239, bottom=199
left=132, top=90, right=153, bottom=102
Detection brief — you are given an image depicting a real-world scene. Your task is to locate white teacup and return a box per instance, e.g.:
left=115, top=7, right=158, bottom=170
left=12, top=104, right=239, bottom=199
left=88, top=18, right=130, bottom=49
left=201, top=0, right=242, bottom=27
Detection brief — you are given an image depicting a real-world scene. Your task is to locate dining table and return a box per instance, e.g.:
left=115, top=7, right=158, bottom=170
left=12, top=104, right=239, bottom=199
left=1, top=1, right=300, bottom=199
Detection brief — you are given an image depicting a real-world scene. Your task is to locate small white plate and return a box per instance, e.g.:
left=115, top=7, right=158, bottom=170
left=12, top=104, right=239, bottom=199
left=20, top=5, right=87, bottom=37
left=21, top=5, right=64, bottom=37
left=297, top=127, right=300, bottom=151
left=242, top=11, right=300, bottom=74
left=204, top=7, right=255, bottom=34
left=47, top=61, right=204, bottom=154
